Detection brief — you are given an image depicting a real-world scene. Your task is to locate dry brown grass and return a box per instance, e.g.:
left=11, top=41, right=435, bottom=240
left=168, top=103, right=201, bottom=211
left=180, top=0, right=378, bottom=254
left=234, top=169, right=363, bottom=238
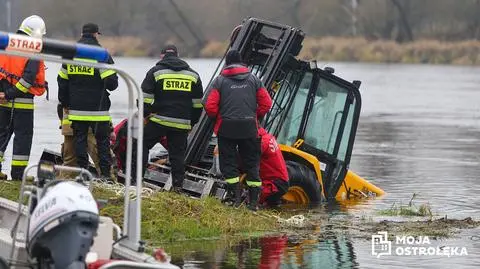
left=199, top=37, right=480, bottom=65
left=300, top=37, right=480, bottom=65
left=99, top=36, right=153, bottom=57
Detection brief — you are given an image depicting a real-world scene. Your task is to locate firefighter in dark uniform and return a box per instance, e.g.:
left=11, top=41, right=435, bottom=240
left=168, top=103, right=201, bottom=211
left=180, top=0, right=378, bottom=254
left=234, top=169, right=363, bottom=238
left=0, top=15, right=47, bottom=180
left=140, top=45, right=203, bottom=190
left=204, top=50, right=272, bottom=211
left=57, top=23, right=118, bottom=179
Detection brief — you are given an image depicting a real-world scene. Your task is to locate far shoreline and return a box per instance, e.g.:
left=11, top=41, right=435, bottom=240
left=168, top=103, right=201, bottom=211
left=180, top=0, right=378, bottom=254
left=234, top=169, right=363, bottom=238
left=93, top=36, right=480, bottom=66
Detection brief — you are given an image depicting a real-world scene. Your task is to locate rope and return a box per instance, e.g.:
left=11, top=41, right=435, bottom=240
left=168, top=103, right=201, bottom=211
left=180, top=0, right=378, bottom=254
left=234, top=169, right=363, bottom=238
left=90, top=178, right=155, bottom=200
left=277, top=215, right=306, bottom=227
left=258, top=212, right=307, bottom=228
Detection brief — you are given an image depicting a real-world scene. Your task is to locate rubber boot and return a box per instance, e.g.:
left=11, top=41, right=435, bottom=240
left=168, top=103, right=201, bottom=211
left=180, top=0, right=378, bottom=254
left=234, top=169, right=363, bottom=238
left=226, top=183, right=242, bottom=207
left=247, top=187, right=261, bottom=211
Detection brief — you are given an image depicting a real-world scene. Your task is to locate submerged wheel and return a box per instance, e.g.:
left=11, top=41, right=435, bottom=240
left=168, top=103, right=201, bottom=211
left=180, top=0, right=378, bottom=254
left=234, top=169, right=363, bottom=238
left=282, top=161, right=323, bottom=204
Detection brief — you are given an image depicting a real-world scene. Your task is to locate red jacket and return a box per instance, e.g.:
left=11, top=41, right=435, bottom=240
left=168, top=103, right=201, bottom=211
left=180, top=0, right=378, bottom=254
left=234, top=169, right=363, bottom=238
left=204, top=65, right=272, bottom=136
left=258, top=128, right=289, bottom=203
left=112, top=118, right=167, bottom=171
left=259, top=128, right=289, bottom=183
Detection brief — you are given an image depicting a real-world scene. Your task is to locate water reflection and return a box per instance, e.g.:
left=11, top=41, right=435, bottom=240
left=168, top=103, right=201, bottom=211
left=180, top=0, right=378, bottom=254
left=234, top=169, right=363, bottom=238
left=168, top=233, right=359, bottom=269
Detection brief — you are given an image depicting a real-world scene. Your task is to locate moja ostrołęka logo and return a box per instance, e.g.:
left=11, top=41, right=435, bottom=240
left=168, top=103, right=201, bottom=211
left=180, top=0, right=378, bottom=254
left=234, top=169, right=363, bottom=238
left=372, top=231, right=468, bottom=258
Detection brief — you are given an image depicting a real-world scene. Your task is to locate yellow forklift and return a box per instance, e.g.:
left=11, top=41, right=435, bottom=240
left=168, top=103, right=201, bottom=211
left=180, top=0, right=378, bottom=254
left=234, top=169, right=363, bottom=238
left=141, top=17, right=384, bottom=204
left=41, top=17, right=384, bottom=204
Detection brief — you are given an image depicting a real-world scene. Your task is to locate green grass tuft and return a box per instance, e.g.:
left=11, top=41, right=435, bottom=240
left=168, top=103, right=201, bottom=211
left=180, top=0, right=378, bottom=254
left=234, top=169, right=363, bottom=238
left=378, top=193, right=433, bottom=217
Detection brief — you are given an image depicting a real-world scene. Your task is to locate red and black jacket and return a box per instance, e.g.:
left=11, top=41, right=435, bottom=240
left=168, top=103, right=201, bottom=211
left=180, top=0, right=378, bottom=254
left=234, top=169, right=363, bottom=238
left=258, top=128, right=289, bottom=183
left=204, top=64, right=272, bottom=139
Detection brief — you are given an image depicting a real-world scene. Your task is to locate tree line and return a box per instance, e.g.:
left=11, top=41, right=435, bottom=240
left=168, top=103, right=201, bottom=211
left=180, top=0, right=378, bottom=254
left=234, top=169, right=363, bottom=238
left=2, top=0, right=480, bottom=57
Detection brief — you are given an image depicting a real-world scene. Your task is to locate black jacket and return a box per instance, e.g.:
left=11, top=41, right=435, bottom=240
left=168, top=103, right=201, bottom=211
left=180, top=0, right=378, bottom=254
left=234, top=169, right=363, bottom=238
left=141, top=55, right=203, bottom=130
left=204, top=64, right=272, bottom=139
left=57, top=34, right=118, bottom=119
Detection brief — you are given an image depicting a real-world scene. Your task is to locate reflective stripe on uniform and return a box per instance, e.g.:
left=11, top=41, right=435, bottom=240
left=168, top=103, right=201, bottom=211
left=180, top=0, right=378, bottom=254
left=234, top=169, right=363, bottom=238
left=14, top=98, right=33, bottom=103
left=67, top=65, right=94, bottom=75
left=143, top=93, right=154, bottom=104
left=12, top=154, right=29, bottom=166
left=246, top=181, right=262, bottom=187
left=12, top=160, right=28, bottom=166
left=192, top=98, right=203, bottom=108
left=150, top=114, right=191, bottom=130
left=73, top=58, right=98, bottom=63
left=100, top=68, right=116, bottom=79
left=19, top=25, right=32, bottom=35
left=15, top=78, right=32, bottom=93
left=154, top=69, right=199, bottom=83
left=58, top=67, right=69, bottom=79
left=68, top=110, right=111, bottom=121
left=225, top=177, right=240, bottom=184
left=0, top=98, right=34, bottom=109
left=67, top=58, right=97, bottom=76
left=62, top=119, right=72, bottom=125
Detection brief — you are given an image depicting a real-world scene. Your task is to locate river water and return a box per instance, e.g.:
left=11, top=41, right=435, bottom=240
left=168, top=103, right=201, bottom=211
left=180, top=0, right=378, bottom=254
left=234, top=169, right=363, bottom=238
left=14, top=58, right=480, bottom=268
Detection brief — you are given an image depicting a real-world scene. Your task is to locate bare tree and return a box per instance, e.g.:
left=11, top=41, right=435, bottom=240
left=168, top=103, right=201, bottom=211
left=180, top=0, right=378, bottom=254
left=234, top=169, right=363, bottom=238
left=391, top=0, right=414, bottom=42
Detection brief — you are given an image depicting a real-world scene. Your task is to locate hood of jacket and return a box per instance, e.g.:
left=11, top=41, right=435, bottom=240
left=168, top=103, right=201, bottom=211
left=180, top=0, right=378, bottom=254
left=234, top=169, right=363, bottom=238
left=221, top=64, right=250, bottom=80
left=156, top=55, right=189, bottom=71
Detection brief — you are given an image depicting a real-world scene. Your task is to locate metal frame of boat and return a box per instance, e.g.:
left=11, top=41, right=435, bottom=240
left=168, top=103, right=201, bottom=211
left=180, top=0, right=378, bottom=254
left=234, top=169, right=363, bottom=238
left=0, top=31, right=178, bottom=269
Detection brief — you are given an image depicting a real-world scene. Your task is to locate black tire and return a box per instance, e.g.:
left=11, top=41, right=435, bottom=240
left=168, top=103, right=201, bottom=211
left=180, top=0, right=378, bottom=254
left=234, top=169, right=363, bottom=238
left=286, top=160, right=323, bottom=203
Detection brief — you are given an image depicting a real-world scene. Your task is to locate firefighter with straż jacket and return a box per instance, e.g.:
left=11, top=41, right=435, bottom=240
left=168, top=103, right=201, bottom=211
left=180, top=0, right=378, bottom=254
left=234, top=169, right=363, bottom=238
left=57, top=23, right=118, bottom=179
left=0, top=15, right=47, bottom=180
left=204, top=50, right=272, bottom=211
left=139, top=45, right=203, bottom=190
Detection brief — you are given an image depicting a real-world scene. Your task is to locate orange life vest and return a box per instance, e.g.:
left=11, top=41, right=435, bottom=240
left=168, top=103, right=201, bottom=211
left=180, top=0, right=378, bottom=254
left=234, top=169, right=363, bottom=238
left=0, top=54, right=46, bottom=96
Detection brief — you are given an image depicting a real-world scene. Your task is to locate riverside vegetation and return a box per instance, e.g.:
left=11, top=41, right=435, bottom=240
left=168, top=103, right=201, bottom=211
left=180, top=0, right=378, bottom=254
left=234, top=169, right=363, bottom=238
left=99, top=36, right=480, bottom=66
left=1, top=181, right=478, bottom=247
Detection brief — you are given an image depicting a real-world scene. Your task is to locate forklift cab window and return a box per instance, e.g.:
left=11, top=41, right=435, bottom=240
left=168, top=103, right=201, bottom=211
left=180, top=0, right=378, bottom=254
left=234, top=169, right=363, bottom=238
left=276, top=72, right=313, bottom=146
left=303, top=77, right=350, bottom=159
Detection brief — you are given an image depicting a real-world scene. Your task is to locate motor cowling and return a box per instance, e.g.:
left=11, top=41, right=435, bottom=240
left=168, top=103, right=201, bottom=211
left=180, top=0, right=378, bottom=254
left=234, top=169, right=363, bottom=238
left=27, top=181, right=99, bottom=269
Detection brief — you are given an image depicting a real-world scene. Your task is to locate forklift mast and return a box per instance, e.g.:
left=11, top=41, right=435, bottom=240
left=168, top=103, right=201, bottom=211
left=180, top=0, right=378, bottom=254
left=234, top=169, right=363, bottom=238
left=185, top=18, right=304, bottom=166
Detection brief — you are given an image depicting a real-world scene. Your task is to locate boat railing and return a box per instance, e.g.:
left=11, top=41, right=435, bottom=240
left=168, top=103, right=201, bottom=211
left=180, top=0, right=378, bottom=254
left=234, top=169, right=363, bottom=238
left=0, top=31, right=145, bottom=260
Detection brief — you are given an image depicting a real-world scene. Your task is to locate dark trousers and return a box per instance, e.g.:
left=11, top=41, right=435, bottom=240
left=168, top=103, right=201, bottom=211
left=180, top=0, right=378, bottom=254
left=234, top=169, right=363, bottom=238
left=0, top=108, right=33, bottom=179
left=142, top=121, right=188, bottom=187
left=265, top=179, right=289, bottom=205
left=71, top=121, right=111, bottom=177
left=218, top=136, right=261, bottom=186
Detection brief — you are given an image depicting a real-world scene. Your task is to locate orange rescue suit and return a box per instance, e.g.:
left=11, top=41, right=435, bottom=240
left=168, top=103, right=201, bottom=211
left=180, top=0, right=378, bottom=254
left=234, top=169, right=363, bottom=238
left=0, top=55, right=46, bottom=96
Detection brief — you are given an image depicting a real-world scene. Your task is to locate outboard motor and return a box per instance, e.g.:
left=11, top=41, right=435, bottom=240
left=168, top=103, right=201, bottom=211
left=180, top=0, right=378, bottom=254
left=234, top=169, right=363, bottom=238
left=27, top=180, right=99, bottom=269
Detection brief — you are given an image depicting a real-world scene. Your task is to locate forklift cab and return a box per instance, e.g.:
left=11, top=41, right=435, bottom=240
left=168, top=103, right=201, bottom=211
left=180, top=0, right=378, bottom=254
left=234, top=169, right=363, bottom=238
left=264, top=61, right=363, bottom=200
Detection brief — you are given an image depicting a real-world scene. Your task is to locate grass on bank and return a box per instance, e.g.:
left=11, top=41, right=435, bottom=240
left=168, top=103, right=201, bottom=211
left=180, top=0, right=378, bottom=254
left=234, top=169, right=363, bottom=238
left=377, top=193, right=433, bottom=217
left=0, top=181, right=279, bottom=245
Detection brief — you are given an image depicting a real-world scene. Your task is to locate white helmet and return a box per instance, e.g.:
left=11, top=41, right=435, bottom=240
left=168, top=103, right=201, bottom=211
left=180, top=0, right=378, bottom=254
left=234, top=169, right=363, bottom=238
left=18, top=15, right=46, bottom=38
